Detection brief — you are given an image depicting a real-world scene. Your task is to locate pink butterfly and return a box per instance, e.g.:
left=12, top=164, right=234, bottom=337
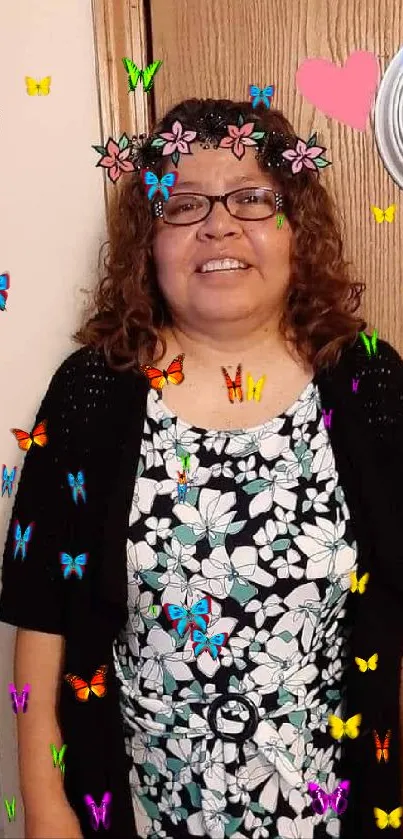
left=8, top=682, right=30, bottom=714
left=308, top=780, right=350, bottom=815
left=83, top=791, right=112, bottom=831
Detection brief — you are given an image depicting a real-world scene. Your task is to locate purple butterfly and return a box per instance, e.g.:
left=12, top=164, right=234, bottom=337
left=164, top=596, right=212, bottom=637
left=308, top=780, right=350, bottom=815
left=83, top=791, right=112, bottom=831
left=322, top=408, right=333, bottom=429
left=8, top=682, right=30, bottom=714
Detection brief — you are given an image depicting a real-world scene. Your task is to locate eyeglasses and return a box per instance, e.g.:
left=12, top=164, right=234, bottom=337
left=154, top=187, right=283, bottom=226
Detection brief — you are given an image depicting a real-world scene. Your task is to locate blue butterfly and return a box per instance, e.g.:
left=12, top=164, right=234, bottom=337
left=191, top=629, right=229, bottom=660
left=0, top=272, right=10, bottom=311
left=60, top=552, right=88, bottom=580
left=67, top=470, right=86, bottom=504
left=13, top=520, right=34, bottom=560
left=141, top=170, right=178, bottom=201
left=2, top=465, right=16, bottom=497
left=249, top=84, right=274, bottom=109
left=164, top=596, right=212, bottom=637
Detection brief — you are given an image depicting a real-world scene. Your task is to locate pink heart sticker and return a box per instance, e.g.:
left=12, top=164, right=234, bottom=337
left=296, top=51, right=379, bottom=131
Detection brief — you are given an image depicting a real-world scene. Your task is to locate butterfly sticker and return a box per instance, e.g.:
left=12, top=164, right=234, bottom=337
left=179, top=452, right=191, bottom=471
left=13, top=520, right=34, bottom=560
left=0, top=272, right=10, bottom=311
left=355, top=653, right=378, bottom=672
left=11, top=419, right=48, bottom=451
left=141, top=169, right=178, bottom=202
left=192, top=629, right=229, bottom=660
left=164, top=596, right=212, bottom=637
left=177, top=470, right=189, bottom=502
left=249, top=84, right=275, bottom=108
left=83, top=792, right=112, bottom=832
left=350, top=570, right=369, bottom=594
left=359, top=329, right=378, bottom=358
left=3, top=797, right=16, bottom=822
left=352, top=378, right=359, bottom=393
left=308, top=780, right=350, bottom=815
left=25, top=76, right=51, bottom=95
left=50, top=743, right=67, bottom=776
left=371, top=204, right=396, bottom=223
left=222, top=364, right=243, bottom=403
left=2, top=466, right=17, bottom=497
left=122, top=58, right=162, bottom=93
left=373, top=729, right=391, bottom=763
left=373, top=807, right=402, bottom=830
left=60, top=552, right=88, bottom=580
left=64, top=665, right=108, bottom=701
left=67, top=471, right=86, bottom=504
left=328, top=713, right=362, bottom=740
left=8, top=683, right=30, bottom=714
left=322, top=408, right=333, bottom=429
left=246, top=373, right=266, bottom=402
left=276, top=213, right=285, bottom=229
left=141, top=353, right=185, bottom=389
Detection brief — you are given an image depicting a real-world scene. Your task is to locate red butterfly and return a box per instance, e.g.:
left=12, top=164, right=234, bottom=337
left=373, top=729, right=391, bottom=763
left=11, top=420, right=48, bottom=451
left=221, top=364, right=243, bottom=403
left=141, top=354, right=185, bottom=390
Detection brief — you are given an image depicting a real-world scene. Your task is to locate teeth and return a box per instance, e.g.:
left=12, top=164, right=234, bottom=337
left=200, top=259, right=248, bottom=273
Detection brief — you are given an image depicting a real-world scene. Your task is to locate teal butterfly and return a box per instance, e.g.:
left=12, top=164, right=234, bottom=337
left=59, top=552, right=88, bottom=580
left=67, top=471, right=86, bottom=504
left=141, top=170, right=178, bottom=201
left=13, top=521, right=34, bottom=560
left=359, top=329, right=378, bottom=358
left=249, top=84, right=274, bottom=108
left=122, top=58, right=162, bottom=93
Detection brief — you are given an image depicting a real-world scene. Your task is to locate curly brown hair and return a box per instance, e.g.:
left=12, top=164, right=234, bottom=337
left=73, top=98, right=367, bottom=374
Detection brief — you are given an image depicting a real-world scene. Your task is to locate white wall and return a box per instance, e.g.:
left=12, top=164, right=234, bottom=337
left=0, top=2, right=106, bottom=835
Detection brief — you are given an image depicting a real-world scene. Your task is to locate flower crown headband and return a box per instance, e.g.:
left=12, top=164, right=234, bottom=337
left=94, top=108, right=332, bottom=188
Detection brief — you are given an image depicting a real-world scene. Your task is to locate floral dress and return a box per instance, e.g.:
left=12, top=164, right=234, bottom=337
left=112, top=381, right=357, bottom=839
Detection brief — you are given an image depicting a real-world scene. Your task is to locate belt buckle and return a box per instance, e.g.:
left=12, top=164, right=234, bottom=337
left=207, top=693, right=259, bottom=743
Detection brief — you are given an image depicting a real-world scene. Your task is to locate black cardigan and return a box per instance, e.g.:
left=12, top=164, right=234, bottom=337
left=1, top=335, right=403, bottom=839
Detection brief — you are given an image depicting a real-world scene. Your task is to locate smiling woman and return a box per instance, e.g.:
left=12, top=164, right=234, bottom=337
left=3, top=96, right=403, bottom=839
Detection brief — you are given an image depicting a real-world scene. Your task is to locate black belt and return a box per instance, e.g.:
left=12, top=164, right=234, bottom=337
left=207, top=693, right=259, bottom=743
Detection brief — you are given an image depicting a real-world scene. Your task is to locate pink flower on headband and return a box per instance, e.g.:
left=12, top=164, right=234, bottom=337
left=219, top=121, right=260, bottom=160
left=281, top=135, right=331, bottom=174
left=93, top=135, right=135, bottom=183
left=152, top=120, right=197, bottom=166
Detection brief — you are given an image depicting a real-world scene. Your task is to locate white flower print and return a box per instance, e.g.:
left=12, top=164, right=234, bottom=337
left=245, top=593, right=284, bottom=630
left=270, top=549, right=304, bottom=579
left=211, top=460, right=235, bottom=479
left=294, top=516, right=356, bottom=579
left=174, top=488, right=245, bottom=547
left=130, top=474, right=161, bottom=525
left=159, top=788, right=184, bottom=825
left=127, top=540, right=158, bottom=588
left=235, top=455, right=257, bottom=484
left=187, top=789, right=231, bottom=838
left=271, top=582, right=322, bottom=652
left=145, top=515, right=172, bottom=546
left=140, top=627, right=194, bottom=690
left=276, top=814, right=316, bottom=838
left=203, top=431, right=228, bottom=455
left=129, top=590, right=155, bottom=634
left=252, top=636, right=317, bottom=698
left=197, top=546, right=275, bottom=603
left=247, top=463, right=298, bottom=519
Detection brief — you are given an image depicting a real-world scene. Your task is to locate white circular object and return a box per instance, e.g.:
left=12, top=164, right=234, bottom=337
left=374, top=47, right=403, bottom=188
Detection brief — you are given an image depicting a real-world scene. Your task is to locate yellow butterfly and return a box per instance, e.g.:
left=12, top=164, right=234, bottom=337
left=371, top=205, right=396, bottom=223
left=246, top=373, right=266, bottom=402
left=350, top=570, right=369, bottom=594
left=355, top=653, right=378, bottom=672
left=328, top=713, right=362, bottom=740
left=373, top=807, right=403, bottom=829
left=25, top=76, right=51, bottom=96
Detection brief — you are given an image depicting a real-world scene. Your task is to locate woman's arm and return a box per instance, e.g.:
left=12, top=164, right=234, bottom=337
left=15, top=628, right=83, bottom=838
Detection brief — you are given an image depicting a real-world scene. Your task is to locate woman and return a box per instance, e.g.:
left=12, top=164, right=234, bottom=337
left=1, top=97, right=403, bottom=839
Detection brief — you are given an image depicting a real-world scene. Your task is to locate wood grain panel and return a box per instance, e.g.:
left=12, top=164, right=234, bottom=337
left=148, top=0, right=403, bottom=354
left=91, top=0, right=152, bottom=215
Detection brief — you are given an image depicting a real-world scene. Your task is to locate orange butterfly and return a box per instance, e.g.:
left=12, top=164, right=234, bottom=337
left=222, top=364, right=243, bottom=403
left=11, top=420, right=48, bottom=451
left=64, top=664, right=108, bottom=701
left=373, top=729, right=391, bottom=763
left=141, top=353, right=185, bottom=389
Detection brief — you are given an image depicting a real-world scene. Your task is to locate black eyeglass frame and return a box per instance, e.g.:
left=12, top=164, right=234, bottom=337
left=152, top=187, right=284, bottom=225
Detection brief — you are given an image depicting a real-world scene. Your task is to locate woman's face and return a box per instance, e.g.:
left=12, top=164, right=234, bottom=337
left=152, top=144, right=293, bottom=333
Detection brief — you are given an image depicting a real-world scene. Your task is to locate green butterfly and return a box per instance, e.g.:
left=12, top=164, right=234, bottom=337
left=50, top=743, right=67, bottom=776
left=4, top=797, right=16, bottom=822
left=180, top=452, right=191, bottom=471
left=359, top=329, right=378, bottom=358
left=122, top=58, right=162, bottom=94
